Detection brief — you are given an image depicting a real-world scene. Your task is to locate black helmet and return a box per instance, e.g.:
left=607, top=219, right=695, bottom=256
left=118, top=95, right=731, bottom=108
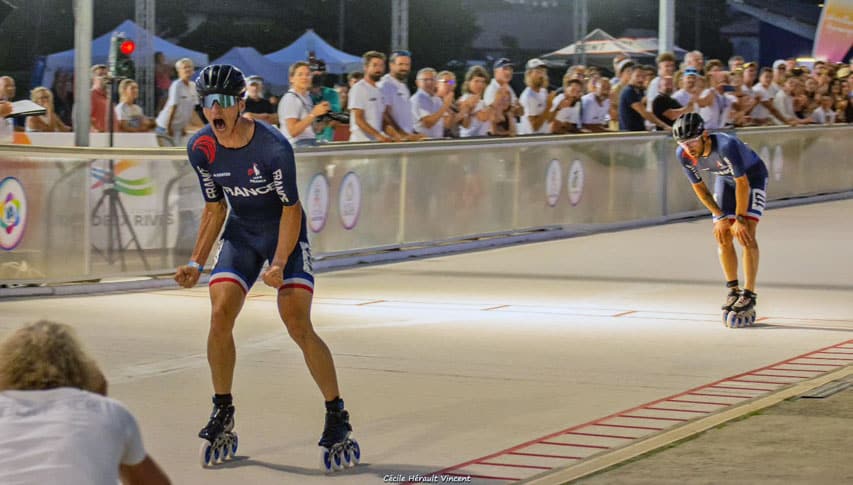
left=672, top=112, right=705, bottom=141
left=195, top=64, right=246, bottom=97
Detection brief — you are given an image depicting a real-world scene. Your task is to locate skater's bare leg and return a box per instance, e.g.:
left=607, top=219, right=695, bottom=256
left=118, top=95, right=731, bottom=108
left=277, top=287, right=340, bottom=401
left=739, top=220, right=759, bottom=292
left=208, top=282, right=246, bottom=395
left=715, top=220, right=738, bottom=283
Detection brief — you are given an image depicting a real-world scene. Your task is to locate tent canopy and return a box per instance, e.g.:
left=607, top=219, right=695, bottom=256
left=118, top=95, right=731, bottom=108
left=265, top=29, right=361, bottom=75
left=542, top=28, right=685, bottom=68
left=39, top=19, right=209, bottom=89
left=211, top=47, right=288, bottom=92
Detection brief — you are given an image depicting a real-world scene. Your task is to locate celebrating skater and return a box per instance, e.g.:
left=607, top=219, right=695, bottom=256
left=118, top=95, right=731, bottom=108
left=672, top=112, right=768, bottom=327
left=173, top=64, right=359, bottom=471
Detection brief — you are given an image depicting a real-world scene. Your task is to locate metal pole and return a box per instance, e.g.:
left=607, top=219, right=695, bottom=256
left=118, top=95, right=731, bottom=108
left=135, top=0, right=156, bottom=116
left=391, top=0, right=399, bottom=51
left=73, top=0, right=93, bottom=146
left=338, top=0, right=345, bottom=49
left=400, top=0, right=409, bottom=51
left=659, top=0, right=675, bottom=54
left=580, top=0, right=588, bottom=66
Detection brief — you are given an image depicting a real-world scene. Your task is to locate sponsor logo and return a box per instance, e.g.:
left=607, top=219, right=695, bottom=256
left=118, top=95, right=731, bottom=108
left=545, top=159, right=562, bottom=207
left=90, top=160, right=154, bottom=196
left=213, top=172, right=231, bottom=178
left=0, top=177, right=27, bottom=250
left=248, top=163, right=266, bottom=184
left=567, top=160, right=584, bottom=206
left=192, top=135, right=217, bottom=164
left=339, top=171, right=362, bottom=230
left=307, top=174, right=330, bottom=233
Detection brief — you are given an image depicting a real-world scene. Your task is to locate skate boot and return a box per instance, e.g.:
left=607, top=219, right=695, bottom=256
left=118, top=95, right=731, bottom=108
left=318, top=401, right=360, bottom=472
left=721, top=287, right=741, bottom=327
left=725, top=290, right=757, bottom=328
left=198, top=400, right=238, bottom=467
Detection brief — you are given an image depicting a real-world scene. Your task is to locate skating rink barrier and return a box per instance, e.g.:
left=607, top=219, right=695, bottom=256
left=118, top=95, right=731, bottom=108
left=1, top=124, right=851, bottom=284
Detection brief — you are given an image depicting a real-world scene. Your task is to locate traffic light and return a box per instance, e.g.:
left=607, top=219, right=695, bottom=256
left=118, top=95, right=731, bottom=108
left=109, top=32, right=136, bottom=79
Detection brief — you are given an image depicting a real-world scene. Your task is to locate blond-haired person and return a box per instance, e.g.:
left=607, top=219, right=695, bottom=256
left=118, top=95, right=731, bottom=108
left=116, top=79, right=156, bottom=132
left=26, top=87, right=71, bottom=132
left=0, top=321, right=170, bottom=485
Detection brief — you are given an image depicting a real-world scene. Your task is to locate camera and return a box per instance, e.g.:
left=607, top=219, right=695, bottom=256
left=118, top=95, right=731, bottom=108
left=318, top=111, right=350, bottom=124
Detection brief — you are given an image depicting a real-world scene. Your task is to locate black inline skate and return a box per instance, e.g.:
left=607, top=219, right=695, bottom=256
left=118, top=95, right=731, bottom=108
left=319, top=402, right=360, bottom=472
left=198, top=400, right=238, bottom=467
left=725, top=289, right=757, bottom=328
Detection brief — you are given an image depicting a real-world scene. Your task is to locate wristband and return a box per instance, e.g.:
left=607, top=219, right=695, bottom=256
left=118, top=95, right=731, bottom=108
left=712, top=214, right=727, bottom=223
left=187, top=261, right=203, bottom=272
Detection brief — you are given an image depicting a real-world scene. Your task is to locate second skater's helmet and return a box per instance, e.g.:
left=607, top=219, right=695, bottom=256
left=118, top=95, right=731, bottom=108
left=195, top=64, right=246, bottom=97
left=672, top=113, right=704, bottom=142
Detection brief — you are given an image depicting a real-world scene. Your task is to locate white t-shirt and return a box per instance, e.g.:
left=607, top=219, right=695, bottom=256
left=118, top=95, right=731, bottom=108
left=811, top=106, right=836, bottom=124
left=458, top=94, right=491, bottom=138
left=411, top=89, right=444, bottom=138
left=0, top=117, right=13, bottom=142
left=551, top=93, right=581, bottom=127
left=484, top=79, right=517, bottom=107
left=0, top=387, right=146, bottom=485
left=645, top=76, right=661, bottom=112
left=672, top=89, right=692, bottom=108
left=347, top=79, right=385, bottom=142
left=278, top=90, right=316, bottom=144
left=750, top=84, right=774, bottom=120
left=773, top=91, right=796, bottom=125
left=115, top=102, right=145, bottom=129
left=378, top=74, right=414, bottom=134
left=698, top=88, right=730, bottom=129
left=581, top=93, right=609, bottom=126
left=155, top=79, right=197, bottom=134
left=518, top=87, right=551, bottom=135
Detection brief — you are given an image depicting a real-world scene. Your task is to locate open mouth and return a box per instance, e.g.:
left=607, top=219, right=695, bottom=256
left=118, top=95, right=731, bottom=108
left=212, top=118, right=226, bottom=130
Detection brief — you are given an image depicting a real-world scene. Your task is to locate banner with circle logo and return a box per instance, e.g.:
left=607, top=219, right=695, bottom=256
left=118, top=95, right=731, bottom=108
left=0, top=177, right=27, bottom=250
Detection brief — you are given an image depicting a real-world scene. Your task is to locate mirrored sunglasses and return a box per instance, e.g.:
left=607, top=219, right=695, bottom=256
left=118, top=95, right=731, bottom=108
left=202, top=94, right=240, bottom=109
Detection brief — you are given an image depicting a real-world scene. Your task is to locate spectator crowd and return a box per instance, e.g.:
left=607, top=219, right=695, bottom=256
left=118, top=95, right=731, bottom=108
left=2, top=48, right=852, bottom=145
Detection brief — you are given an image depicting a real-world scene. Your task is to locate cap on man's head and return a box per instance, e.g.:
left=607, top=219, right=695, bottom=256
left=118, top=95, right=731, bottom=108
left=310, top=58, right=327, bottom=72
left=526, top=58, right=547, bottom=70
left=683, top=67, right=699, bottom=77
left=772, top=59, right=786, bottom=70
left=493, top=58, right=514, bottom=69
left=245, top=75, right=263, bottom=85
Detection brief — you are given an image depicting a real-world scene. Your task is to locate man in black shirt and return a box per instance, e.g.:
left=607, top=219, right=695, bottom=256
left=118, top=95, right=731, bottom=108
left=242, top=75, right=278, bottom=126
left=653, top=75, right=693, bottom=127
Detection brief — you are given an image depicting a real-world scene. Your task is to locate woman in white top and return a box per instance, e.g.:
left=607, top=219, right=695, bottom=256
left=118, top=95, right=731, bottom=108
left=0, top=320, right=170, bottom=485
left=26, top=86, right=71, bottom=132
left=115, top=79, right=155, bottom=132
left=458, top=66, right=492, bottom=138
left=278, top=61, right=331, bottom=147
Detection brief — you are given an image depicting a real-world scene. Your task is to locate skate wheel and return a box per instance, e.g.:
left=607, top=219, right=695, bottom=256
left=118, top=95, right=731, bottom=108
left=200, top=440, right=213, bottom=467
left=348, top=439, right=360, bottom=466
left=321, top=447, right=333, bottom=473
left=230, top=432, right=239, bottom=457
left=333, top=448, right=345, bottom=470
left=725, top=311, right=736, bottom=328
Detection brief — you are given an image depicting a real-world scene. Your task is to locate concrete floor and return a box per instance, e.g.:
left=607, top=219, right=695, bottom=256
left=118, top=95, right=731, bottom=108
left=1, top=199, right=851, bottom=485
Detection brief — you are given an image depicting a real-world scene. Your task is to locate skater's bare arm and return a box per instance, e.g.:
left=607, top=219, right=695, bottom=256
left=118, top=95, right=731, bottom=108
left=120, top=455, right=171, bottom=485
left=691, top=181, right=723, bottom=217
left=262, top=201, right=303, bottom=288
left=174, top=201, right=227, bottom=288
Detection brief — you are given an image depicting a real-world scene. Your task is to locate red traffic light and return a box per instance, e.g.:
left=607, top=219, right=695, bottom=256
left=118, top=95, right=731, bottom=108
left=119, top=40, right=135, bottom=56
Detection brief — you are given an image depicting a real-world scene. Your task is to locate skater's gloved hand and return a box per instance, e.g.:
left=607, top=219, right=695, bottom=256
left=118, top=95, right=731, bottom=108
left=713, top=219, right=732, bottom=245
left=174, top=264, right=201, bottom=288
left=262, top=263, right=285, bottom=289
left=731, top=219, right=753, bottom=246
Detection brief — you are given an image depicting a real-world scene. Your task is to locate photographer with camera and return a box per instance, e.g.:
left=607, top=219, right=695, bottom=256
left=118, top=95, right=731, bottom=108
left=279, top=61, right=331, bottom=147
left=307, top=58, right=345, bottom=143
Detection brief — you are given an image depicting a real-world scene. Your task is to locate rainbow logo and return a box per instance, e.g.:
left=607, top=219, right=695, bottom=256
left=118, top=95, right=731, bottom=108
left=0, top=177, right=27, bottom=250
left=90, top=160, right=154, bottom=196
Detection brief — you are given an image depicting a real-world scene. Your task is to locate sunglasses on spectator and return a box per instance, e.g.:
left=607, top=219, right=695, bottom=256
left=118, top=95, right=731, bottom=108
left=202, top=94, right=240, bottom=109
left=439, top=79, right=456, bottom=86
